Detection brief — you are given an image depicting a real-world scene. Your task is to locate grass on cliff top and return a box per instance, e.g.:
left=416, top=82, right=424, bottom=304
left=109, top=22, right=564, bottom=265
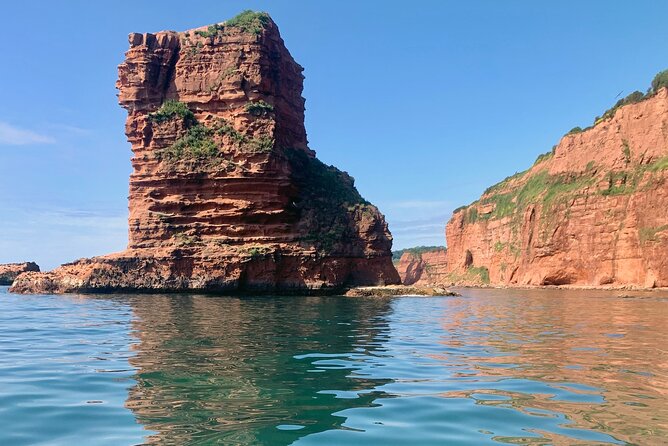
left=192, top=11, right=271, bottom=38
left=392, top=246, right=446, bottom=262
left=225, top=11, right=270, bottom=35
left=568, top=68, right=668, bottom=132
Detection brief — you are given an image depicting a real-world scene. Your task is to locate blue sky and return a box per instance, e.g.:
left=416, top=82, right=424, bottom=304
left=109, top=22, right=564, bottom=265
left=1, top=1, right=667, bottom=269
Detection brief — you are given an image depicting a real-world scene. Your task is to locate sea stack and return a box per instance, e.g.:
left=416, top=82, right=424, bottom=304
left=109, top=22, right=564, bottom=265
left=11, top=11, right=399, bottom=294
left=444, top=81, right=668, bottom=287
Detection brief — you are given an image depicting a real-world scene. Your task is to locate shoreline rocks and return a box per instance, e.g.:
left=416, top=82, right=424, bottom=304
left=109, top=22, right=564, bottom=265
left=345, top=285, right=459, bottom=297
left=0, top=262, right=40, bottom=286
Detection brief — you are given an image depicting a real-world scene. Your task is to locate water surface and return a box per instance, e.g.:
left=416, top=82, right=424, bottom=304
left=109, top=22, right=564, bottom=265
left=0, top=286, right=666, bottom=445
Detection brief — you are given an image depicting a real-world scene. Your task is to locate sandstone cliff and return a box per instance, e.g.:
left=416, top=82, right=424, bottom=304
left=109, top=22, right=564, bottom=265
left=395, top=248, right=448, bottom=286
left=444, top=81, right=668, bottom=288
left=11, top=11, right=399, bottom=294
left=0, top=262, right=39, bottom=285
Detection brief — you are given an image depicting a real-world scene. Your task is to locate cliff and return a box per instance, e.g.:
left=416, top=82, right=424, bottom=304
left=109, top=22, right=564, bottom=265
left=11, top=11, right=399, bottom=294
left=394, top=248, right=448, bottom=285
left=0, top=262, right=39, bottom=285
left=444, top=81, right=668, bottom=288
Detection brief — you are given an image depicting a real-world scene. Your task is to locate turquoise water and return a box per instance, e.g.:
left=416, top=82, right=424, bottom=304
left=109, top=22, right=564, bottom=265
left=0, top=286, right=666, bottom=445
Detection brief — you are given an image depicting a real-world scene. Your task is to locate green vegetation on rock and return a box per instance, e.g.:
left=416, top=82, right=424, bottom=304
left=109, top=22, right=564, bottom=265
left=191, top=11, right=271, bottom=39
left=287, top=148, right=372, bottom=253
left=639, top=225, right=668, bottom=243
left=533, top=146, right=556, bottom=166
left=225, top=10, right=271, bottom=35
left=599, top=90, right=646, bottom=122
left=650, top=69, right=668, bottom=94
left=563, top=68, right=667, bottom=135
left=447, top=266, right=490, bottom=285
left=158, top=124, right=218, bottom=161
left=245, top=100, right=274, bottom=117
left=149, top=100, right=196, bottom=126
left=195, top=24, right=224, bottom=38
left=391, top=246, right=445, bottom=262
left=215, top=119, right=274, bottom=153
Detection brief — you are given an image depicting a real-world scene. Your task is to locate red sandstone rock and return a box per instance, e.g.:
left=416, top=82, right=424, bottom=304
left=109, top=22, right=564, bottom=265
left=11, top=12, right=399, bottom=294
left=0, top=262, right=40, bottom=285
left=395, top=249, right=449, bottom=286
left=444, top=87, right=668, bottom=288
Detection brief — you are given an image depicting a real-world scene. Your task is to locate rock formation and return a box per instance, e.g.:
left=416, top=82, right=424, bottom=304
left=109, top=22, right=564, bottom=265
left=444, top=80, right=668, bottom=287
left=395, top=248, right=448, bottom=286
left=0, top=262, right=39, bottom=285
left=11, top=11, right=399, bottom=294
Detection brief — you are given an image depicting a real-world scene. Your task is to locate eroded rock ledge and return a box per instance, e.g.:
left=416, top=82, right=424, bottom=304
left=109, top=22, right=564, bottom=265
left=11, top=11, right=399, bottom=295
left=0, top=262, right=39, bottom=286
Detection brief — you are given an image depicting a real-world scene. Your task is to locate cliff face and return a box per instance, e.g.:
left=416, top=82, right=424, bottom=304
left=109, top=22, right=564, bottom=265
left=444, top=88, right=668, bottom=288
left=11, top=12, right=399, bottom=294
left=0, top=262, right=39, bottom=285
left=395, top=249, right=448, bottom=286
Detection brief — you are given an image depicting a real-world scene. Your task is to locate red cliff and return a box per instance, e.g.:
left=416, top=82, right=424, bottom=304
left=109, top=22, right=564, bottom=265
left=444, top=81, right=668, bottom=288
left=11, top=11, right=399, bottom=294
left=395, top=249, right=449, bottom=286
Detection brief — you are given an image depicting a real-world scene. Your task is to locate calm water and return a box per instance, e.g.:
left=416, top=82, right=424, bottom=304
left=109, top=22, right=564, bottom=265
left=0, top=286, right=666, bottom=445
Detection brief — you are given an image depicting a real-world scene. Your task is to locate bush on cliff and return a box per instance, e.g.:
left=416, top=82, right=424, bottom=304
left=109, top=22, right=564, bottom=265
left=533, top=146, right=556, bottom=166
left=149, top=100, right=196, bottom=126
left=650, top=69, right=668, bottom=94
left=245, top=100, right=274, bottom=117
left=158, top=124, right=218, bottom=161
left=214, top=119, right=274, bottom=153
left=225, top=10, right=270, bottom=35
left=600, top=90, right=646, bottom=122
left=195, top=24, right=224, bottom=38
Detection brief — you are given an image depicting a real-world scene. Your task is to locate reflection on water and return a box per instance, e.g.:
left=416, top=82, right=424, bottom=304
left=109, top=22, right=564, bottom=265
left=126, top=296, right=394, bottom=445
left=1, top=287, right=667, bottom=445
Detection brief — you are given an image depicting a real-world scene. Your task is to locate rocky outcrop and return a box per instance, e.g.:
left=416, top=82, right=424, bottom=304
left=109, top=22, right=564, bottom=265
left=344, top=285, right=458, bottom=297
left=11, top=11, right=399, bottom=294
left=444, top=84, right=668, bottom=288
left=395, top=249, right=449, bottom=285
left=0, top=262, right=39, bottom=285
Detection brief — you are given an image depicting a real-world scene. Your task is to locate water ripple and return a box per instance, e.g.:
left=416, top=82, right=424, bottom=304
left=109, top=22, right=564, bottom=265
left=0, top=286, right=666, bottom=445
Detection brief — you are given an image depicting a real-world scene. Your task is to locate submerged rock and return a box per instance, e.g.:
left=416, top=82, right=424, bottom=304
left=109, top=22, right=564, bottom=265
left=0, top=262, right=40, bottom=285
left=11, top=11, right=399, bottom=295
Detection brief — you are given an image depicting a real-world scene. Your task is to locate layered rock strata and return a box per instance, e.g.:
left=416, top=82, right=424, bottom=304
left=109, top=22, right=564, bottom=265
left=444, top=86, right=668, bottom=287
left=12, top=12, right=399, bottom=294
left=0, top=262, right=39, bottom=285
left=395, top=249, right=449, bottom=286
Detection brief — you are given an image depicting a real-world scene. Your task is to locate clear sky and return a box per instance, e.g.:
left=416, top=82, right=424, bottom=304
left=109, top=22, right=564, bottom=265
left=1, top=1, right=667, bottom=270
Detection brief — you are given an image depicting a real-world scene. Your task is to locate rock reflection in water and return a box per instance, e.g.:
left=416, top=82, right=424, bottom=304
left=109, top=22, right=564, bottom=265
left=122, top=290, right=668, bottom=445
left=433, top=288, right=668, bottom=445
left=125, top=295, right=395, bottom=445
